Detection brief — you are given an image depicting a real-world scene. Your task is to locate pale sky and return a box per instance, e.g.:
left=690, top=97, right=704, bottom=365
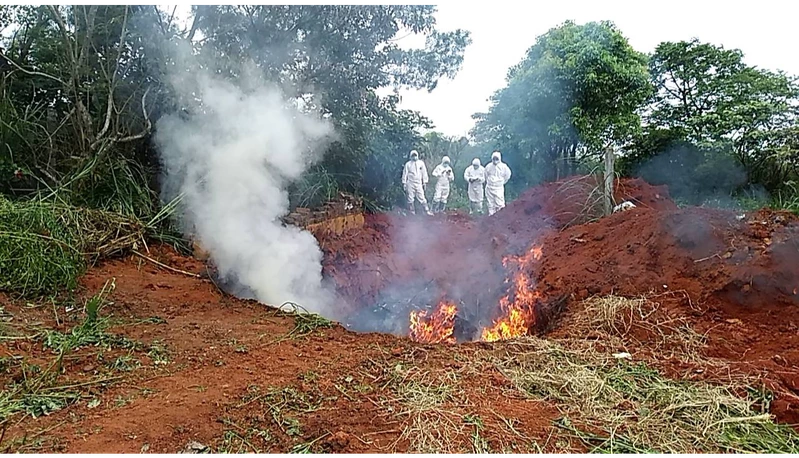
left=164, top=2, right=799, bottom=138
left=392, top=0, right=799, bottom=137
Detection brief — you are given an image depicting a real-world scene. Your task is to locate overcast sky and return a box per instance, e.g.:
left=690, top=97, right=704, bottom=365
left=391, top=0, right=799, bottom=138
left=163, top=2, right=798, bottom=138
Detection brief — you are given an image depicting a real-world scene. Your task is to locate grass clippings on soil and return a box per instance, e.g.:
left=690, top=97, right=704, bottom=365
left=571, top=295, right=708, bottom=362
left=492, top=336, right=799, bottom=453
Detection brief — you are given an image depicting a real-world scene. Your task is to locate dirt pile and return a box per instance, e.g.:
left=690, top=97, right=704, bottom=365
left=319, top=176, right=685, bottom=340
left=320, top=175, right=798, bottom=342
left=318, top=175, right=799, bottom=423
left=534, top=207, right=799, bottom=312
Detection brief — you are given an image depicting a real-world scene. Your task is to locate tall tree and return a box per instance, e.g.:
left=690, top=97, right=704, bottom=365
left=472, top=20, right=652, bottom=185
left=192, top=6, right=471, bottom=205
left=647, top=39, right=799, bottom=190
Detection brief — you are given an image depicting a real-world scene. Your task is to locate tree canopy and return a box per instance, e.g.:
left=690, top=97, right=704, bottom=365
left=0, top=5, right=470, bottom=210
left=472, top=21, right=652, bottom=187
left=1, top=7, right=798, bottom=214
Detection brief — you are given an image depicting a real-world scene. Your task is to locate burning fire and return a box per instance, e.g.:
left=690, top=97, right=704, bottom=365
left=481, top=244, right=544, bottom=342
left=406, top=244, right=545, bottom=344
left=409, top=301, right=457, bottom=344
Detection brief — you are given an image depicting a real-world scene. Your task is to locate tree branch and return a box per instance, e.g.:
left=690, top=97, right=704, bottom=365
left=96, top=6, right=129, bottom=143
left=0, top=50, right=67, bottom=86
left=186, top=6, right=204, bottom=42
left=116, top=86, right=152, bottom=143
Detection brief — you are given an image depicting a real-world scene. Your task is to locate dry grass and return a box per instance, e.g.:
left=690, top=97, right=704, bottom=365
left=572, top=295, right=708, bottom=362
left=385, top=363, right=465, bottom=453
left=551, top=173, right=607, bottom=228
left=491, top=336, right=799, bottom=453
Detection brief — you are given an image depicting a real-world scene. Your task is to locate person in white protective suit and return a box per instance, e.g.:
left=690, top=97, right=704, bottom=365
left=484, top=151, right=511, bottom=216
left=401, top=150, right=433, bottom=215
left=431, top=156, right=455, bottom=213
left=463, top=158, right=486, bottom=215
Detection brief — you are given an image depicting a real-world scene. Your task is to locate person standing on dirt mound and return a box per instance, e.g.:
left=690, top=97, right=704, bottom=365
left=484, top=151, right=511, bottom=216
left=431, top=156, right=455, bottom=213
left=464, top=158, right=486, bottom=215
left=401, top=150, right=433, bottom=216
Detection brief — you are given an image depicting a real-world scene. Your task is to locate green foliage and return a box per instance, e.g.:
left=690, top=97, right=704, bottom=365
left=638, top=39, right=799, bottom=197
left=2, top=4, right=797, bottom=230
left=472, top=20, right=652, bottom=189
left=2, top=6, right=471, bottom=219
left=0, top=197, right=84, bottom=296
left=0, top=195, right=143, bottom=297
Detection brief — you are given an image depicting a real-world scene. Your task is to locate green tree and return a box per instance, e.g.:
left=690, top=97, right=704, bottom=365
left=192, top=6, right=471, bottom=206
left=472, top=20, right=652, bottom=186
left=645, top=39, right=799, bottom=192
left=1, top=6, right=471, bottom=213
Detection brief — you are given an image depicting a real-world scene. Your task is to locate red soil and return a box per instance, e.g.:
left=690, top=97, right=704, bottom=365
left=321, top=175, right=799, bottom=424
left=3, top=174, right=799, bottom=452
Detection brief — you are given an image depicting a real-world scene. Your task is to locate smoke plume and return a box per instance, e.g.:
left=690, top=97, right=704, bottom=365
left=154, top=51, right=337, bottom=317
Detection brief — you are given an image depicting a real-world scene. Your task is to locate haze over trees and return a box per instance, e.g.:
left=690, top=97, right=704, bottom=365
left=1, top=6, right=797, bottom=212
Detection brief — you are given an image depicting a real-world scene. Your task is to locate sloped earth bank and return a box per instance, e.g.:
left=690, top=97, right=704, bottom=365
left=325, top=176, right=679, bottom=339
left=323, top=175, right=799, bottom=423
left=2, top=175, right=799, bottom=452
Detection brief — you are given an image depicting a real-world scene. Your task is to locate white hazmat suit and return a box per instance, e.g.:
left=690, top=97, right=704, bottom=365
left=463, top=158, right=486, bottom=215
left=431, top=156, right=454, bottom=213
left=401, top=150, right=432, bottom=215
left=484, top=151, right=511, bottom=216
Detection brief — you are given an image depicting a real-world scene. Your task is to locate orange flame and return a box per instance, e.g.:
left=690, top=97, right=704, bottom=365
left=405, top=244, right=544, bottom=344
left=480, top=244, right=544, bottom=342
left=409, top=301, right=457, bottom=344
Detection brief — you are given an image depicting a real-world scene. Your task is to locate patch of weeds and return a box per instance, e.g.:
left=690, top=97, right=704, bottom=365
left=299, top=371, right=318, bottom=383
left=113, top=394, right=136, bottom=408
left=146, top=340, right=169, bottom=365
left=240, top=385, right=325, bottom=439
left=135, top=316, right=166, bottom=325
left=383, top=362, right=466, bottom=453
left=0, top=356, right=13, bottom=373
left=107, top=355, right=140, bottom=372
left=573, top=295, right=707, bottom=362
left=464, top=414, right=490, bottom=453
left=274, top=302, right=334, bottom=341
left=216, top=418, right=272, bottom=453
left=234, top=345, right=248, bottom=354
left=494, top=336, right=799, bottom=453
left=18, top=391, right=80, bottom=418
left=334, top=375, right=373, bottom=401
left=0, top=286, right=130, bottom=425
left=43, top=281, right=139, bottom=357
left=289, top=433, right=330, bottom=454
left=0, top=196, right=144, bottom=298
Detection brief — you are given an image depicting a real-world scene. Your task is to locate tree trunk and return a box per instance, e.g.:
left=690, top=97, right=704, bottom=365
left=603, top=147, right=615, bottom=216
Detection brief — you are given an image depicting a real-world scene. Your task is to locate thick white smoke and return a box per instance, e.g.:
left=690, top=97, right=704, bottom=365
left=155, top=58, right=337, bottom=317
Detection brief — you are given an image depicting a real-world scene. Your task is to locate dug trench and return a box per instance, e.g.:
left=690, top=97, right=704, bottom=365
left=324, top=175, right=799, bottom=423
left=2, top=176, right=799, bottom=453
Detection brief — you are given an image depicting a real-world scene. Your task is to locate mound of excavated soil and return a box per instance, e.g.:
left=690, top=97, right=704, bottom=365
left=320, top=176, right=682, bottom=337
left=319, top=175, right=799, bottom=424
